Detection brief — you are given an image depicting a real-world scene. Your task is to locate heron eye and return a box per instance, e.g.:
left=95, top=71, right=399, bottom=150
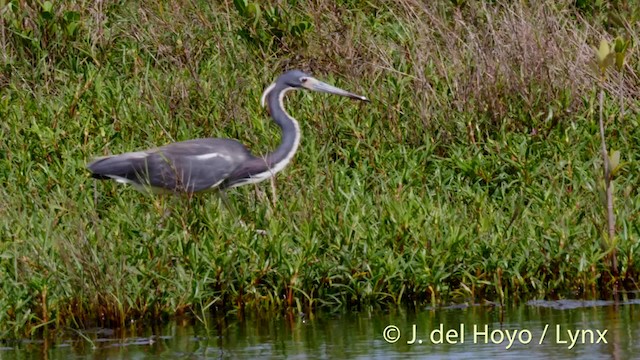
left=300, top=77, right=308, bottom=84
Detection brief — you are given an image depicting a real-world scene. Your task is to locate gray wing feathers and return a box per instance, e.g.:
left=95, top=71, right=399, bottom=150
left=88, top=138, right=251, bottom=193
left=145, top=151, right=236, bottom=192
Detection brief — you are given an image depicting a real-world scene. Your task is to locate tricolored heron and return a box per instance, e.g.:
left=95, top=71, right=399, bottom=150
left=87, top=70, right=368, bottom=194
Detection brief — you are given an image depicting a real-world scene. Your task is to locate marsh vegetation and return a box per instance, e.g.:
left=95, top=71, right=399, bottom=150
left=1, top=0, right=639, bottom=338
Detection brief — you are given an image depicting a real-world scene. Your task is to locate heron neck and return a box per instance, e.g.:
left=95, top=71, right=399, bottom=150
left=264, top=84, right=301, bottom=171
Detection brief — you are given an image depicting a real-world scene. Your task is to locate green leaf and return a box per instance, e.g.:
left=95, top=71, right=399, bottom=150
left=41, top=1, right=54, bottom=19
left=615, top=52, right=625, bottom=71
left=614, top=37, right=629, bottom=53
left=63, top=10, right=80, bottom=22
left=598, top=180, right=607, bottom=207
left=247, top=3, right=261, bottom=26
left=291, top=21, right=312, bottom=37
left=610, top=179, right=615, bottom=196
left=608, top=13, right=625, bottom=28
left=596, top=39, right=610, bottom=66
left=42, top=1, right=53, bottom=13
left=608, top=149, right=620, bottom=172
left=233, top=0, right=248, bottom=16
left=66, top=22, right=78, bottom=37
left=613, top=37, right=629, bottom=71
left=264, top=6, right=281, bottom=27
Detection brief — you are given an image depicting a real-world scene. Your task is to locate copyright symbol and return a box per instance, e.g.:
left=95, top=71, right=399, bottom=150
left=383, top=325, right=400, bottom=343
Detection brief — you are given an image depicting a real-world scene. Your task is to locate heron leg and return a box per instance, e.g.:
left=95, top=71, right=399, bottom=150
left=269, top=177, right=278, bottom=208
left=218, top=190, right=267, bottom=235
left=218, top=190, right=234, bottom=215
left=253, top=182, right=276, bottom=214
left=93, top=181, right=98, bottom=208
left=154, top=195, right=172, bottom=229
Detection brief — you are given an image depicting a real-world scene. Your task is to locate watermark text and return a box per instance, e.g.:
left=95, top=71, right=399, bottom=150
left=382, top=324, right=607, bottom=349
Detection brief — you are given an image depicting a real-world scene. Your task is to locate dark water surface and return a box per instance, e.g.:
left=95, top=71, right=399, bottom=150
left=2, top=300, right=639, bottom=359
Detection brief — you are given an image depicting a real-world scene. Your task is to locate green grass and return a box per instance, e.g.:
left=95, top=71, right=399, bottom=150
left=1, top=0, right=639, bottom=338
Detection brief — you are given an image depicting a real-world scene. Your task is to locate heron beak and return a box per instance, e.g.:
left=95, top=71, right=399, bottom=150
left=305, top=78, right=369, bottom=102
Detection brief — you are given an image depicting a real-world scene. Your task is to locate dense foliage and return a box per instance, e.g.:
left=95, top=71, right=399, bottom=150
left=0, top=0, right=639, bottom=337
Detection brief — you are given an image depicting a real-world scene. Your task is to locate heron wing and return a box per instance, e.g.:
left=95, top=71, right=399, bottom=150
left=88, top=138, right=252, bottom=193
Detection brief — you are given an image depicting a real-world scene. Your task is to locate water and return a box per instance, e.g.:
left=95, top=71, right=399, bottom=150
left=1, top=300, right=639, bottom=359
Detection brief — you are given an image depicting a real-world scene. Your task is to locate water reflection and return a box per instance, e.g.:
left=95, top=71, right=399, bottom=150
left=1, top=301, right=638, bottom=359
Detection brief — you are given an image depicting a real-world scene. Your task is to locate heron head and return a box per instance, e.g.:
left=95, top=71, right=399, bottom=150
left=261, top=70, right=369, bottom=108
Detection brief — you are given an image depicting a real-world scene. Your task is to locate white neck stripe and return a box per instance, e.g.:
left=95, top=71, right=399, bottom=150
left=230, top=86, right=301, bottom=188
left=260, top=83, right=276, bottom=108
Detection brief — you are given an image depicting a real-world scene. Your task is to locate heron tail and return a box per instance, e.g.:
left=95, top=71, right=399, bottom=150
left=87, top=152, right=148, bottom=180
